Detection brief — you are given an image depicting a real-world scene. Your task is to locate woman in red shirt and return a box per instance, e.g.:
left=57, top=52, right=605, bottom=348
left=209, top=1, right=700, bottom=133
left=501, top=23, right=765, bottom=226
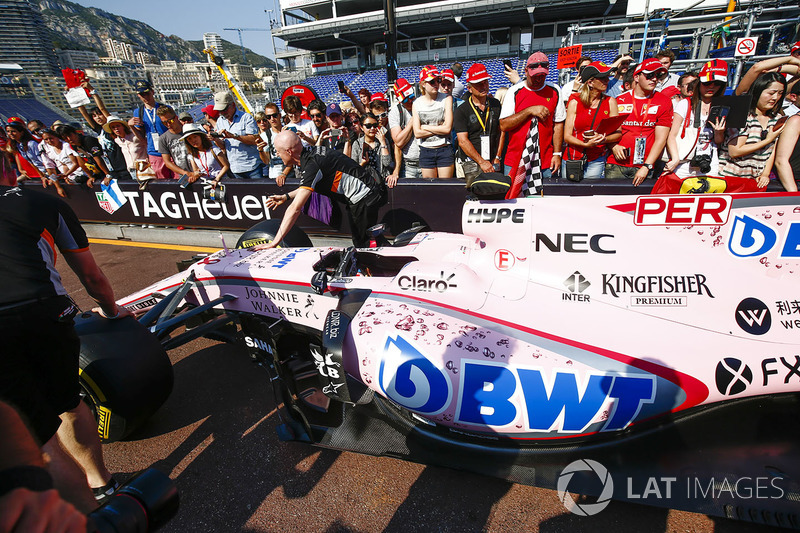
left=563, top=61, right=620, bottom=179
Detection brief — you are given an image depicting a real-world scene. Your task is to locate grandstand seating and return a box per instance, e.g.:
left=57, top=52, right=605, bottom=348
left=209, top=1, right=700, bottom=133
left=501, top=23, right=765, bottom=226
left=0, top=98, right=74, bottom=125
left=300, top=51, right=619, bottom=105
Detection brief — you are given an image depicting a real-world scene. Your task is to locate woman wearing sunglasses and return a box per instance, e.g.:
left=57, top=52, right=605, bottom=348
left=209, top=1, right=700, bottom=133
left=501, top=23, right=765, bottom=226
left=562, top=61, right=620, bottom=180
left=412, top=65, right=454, bottom=179
left=256, top=103, right=287, bottom=182
left=665, top=60, right=729, bottom=178
left=719, top=72, right=787, bottom=187
left=346, top=113, right=393, bottom=182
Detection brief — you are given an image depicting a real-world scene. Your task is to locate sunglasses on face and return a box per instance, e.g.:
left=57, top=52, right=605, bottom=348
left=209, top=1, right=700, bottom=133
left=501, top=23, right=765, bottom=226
left=309, top=113, right=324, bottom=119
left=363, top=123, right=379, bottom=128
left=641, top=71, right=666, bottom=80
left=180, top=118, right=193, bottom=123
left=257, top=118, right=268, bottom=123
left=527, top=62, right=549, bottom=70
left=376, top=112, right=388, bottom=119
left=700, top=80, right=724, bottom=87
left=265, top=113, right=280, bottom=119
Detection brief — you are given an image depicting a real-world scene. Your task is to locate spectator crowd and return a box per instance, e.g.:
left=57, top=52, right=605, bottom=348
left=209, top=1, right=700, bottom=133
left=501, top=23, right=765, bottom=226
left=3, top=44, right=800, bottom=196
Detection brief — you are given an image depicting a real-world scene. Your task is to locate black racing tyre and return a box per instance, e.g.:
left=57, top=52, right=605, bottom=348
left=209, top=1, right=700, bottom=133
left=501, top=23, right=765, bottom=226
left=236, top=219, right=313, bottom=249
left=75, top=313, right=173, bottom=443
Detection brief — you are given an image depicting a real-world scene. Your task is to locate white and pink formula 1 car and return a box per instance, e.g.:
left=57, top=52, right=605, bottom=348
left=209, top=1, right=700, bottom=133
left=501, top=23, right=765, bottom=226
left=106, top=193, right=800, bottom=525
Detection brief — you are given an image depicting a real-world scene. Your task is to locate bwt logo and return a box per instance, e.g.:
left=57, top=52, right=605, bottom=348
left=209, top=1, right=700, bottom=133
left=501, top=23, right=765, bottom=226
left=272, top=248, right=309, bottom=268
left=379, top=336, right=452, bottom=415
left=557, top=459, right=614, bottom=516
left=466, top=207, right=525, bottom=223
left=735, top=297, right=771, bottom=336
left=728, top=215, right=800, bottom=258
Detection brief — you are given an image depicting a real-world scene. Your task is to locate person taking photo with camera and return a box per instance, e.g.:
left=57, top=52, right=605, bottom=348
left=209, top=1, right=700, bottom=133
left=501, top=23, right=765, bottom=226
left=664, top=60, right=729, bottom=178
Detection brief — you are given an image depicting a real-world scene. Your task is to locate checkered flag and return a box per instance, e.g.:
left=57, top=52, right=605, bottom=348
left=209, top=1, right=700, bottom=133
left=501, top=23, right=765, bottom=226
left=506, top=118, right=543, bottom=199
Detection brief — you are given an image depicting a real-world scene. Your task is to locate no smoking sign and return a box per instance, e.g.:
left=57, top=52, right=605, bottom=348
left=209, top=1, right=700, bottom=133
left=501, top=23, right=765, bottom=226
left=735, top=37, right=758, bottom=57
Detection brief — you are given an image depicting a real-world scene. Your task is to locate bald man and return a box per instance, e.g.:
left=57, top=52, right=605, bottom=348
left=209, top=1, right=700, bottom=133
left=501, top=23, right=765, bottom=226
left=255, top=131, right=387, bottom=248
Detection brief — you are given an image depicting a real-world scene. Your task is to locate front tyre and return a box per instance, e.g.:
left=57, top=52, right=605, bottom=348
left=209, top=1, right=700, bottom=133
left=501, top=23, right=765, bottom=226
left=236, top=219, right=313, bottom=249
left=76, top=313, right=173, bottom=443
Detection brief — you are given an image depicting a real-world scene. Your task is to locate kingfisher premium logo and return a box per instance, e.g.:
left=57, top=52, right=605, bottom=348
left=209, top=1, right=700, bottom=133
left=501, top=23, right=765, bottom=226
left=601, top=273, right=714, bottom=307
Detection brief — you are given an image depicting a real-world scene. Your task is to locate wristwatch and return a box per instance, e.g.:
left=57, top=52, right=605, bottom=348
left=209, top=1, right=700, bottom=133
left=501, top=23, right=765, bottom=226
left=642, top=163, right=654, bottom=170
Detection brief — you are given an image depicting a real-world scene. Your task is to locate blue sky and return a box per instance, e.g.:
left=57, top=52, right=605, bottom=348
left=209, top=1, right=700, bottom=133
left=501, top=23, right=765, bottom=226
left=72, top=0, right=283, bottom=59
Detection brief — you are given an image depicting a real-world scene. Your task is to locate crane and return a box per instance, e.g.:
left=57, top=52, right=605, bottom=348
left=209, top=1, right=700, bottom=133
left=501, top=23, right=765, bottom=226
left=223, top=28, right=269, bottom=64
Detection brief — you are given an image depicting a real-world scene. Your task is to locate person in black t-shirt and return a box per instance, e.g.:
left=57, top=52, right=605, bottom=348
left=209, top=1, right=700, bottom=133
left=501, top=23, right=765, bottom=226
left=453, top=63, right=504, bottom=185
left=55, top=124, right=110, bottom=187
left=75, top=81, right=131, bottom=180
left=255, top=131, right=386, bottom=248
left=0, top=174, right=131, bottom=512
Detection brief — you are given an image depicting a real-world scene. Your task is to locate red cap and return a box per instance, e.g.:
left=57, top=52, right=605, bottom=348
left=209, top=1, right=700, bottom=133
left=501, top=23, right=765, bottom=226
left=698, top=59, right=728, bottom=84
left=393, top=78, right=415, bottom=100
left=660, top=85, right=681, bottom=99
left=466, top=63, right=491, bottom=83
left=578, top=61, right=614, bottom=83
left=440, top=69, right=455, bottom=82
left=419, top=65, right=440, bottom=83
left=634, top=58, right=667, bottom=76
left=370, top=93, right=388, bottom=103
left=7, top=116, right=25, bottom=124
left=201, top=105, right=220, bottom=120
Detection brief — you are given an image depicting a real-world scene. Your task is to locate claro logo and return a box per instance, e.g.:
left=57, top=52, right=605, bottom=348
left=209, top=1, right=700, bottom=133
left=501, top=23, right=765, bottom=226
left=466, top=208, right=525, bottom=223
left=398, top=272, right=457, bottom=293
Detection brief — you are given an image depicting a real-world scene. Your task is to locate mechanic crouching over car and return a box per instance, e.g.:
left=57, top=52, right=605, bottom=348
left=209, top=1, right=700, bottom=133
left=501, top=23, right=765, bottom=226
left=255, top=130, right=387, bottom=248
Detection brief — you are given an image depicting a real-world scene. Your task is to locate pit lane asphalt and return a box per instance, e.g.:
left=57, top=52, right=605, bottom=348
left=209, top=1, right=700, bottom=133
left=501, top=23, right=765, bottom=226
left=57, top=231, right=780, bottom=533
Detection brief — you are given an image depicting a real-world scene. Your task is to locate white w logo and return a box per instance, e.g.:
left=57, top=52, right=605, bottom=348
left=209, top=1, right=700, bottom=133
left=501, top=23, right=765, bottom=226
left=737, top=309, right=768, bottom=327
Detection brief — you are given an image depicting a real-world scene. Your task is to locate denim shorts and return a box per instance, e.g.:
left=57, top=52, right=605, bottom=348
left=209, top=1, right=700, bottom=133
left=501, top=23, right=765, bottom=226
left=419, top=145, right=455, bottom=169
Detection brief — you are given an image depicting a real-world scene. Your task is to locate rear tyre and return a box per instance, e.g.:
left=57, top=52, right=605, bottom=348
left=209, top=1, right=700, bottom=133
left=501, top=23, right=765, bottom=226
left=75, top=313, right=173, bottom=443
left=236, top=219, right=313, bottom=248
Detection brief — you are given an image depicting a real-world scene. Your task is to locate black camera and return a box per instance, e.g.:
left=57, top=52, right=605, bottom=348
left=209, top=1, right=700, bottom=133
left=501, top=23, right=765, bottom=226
left=690, top=154, right=712, bottom=174
left=88, top=468, right=179, bottom=533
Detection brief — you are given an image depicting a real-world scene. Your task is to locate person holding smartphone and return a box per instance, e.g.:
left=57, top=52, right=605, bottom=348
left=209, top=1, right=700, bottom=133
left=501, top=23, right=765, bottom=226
left=665, top=60, right=729, bottom=178
left=719, top=72, right=787, bottom=187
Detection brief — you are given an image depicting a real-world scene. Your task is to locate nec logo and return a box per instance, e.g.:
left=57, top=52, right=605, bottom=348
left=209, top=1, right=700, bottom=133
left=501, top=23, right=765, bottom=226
left=466, top=208, right=524, bottom=223
left=634, top=195, right=732, bottom=226
left=535, top=234, right=616, bottom=254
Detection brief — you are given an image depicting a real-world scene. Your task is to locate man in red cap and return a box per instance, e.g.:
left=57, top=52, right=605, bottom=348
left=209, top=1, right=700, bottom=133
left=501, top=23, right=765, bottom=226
left=500, top=51, right=566, bottom=187
left=606, top=58, right=673, bottom=186
left=454, top=63, right=503, bottom=184
left=389, top=78, right=420, bottom=183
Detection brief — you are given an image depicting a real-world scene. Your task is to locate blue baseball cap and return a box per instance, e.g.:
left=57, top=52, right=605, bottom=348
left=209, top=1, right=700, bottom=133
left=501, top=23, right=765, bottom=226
left=134, top=79, right=153, bottom=93
left=326, top=103, right=342, bottom=116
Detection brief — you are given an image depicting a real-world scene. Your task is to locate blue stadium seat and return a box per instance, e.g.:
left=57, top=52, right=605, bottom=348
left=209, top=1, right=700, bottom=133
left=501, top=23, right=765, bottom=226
left=0, top=98, right=74, bottom=126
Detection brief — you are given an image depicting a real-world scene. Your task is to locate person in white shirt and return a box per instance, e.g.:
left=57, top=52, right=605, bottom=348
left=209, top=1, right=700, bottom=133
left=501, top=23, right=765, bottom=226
left=282, top=95, right=319, bottom=147
left=654, top=49, right=681, bottom=92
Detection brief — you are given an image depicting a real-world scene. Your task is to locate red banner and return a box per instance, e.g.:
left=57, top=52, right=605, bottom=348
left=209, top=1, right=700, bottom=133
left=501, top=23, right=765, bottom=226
left=557, top=45, right=583, bottom=69
left=651, top=174, right=767, bottom=195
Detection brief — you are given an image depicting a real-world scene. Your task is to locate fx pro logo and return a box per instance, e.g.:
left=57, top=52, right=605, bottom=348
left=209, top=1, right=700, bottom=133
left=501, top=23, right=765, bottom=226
left=715, top=358, right=753, bottom=396
left=557, top=459, right=614, bottom=516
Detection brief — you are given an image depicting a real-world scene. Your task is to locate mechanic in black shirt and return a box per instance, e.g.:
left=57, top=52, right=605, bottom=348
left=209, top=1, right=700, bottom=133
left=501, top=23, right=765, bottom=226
left=0, top=174, right=131, bottom=512
left=256, top=130, right=387, bottom=248
left=453, top=63, right=504, bottom=186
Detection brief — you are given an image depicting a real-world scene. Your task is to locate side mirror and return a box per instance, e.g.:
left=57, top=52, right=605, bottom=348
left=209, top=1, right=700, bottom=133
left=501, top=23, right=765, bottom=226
left=311, top=271, right=328, bottom=295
